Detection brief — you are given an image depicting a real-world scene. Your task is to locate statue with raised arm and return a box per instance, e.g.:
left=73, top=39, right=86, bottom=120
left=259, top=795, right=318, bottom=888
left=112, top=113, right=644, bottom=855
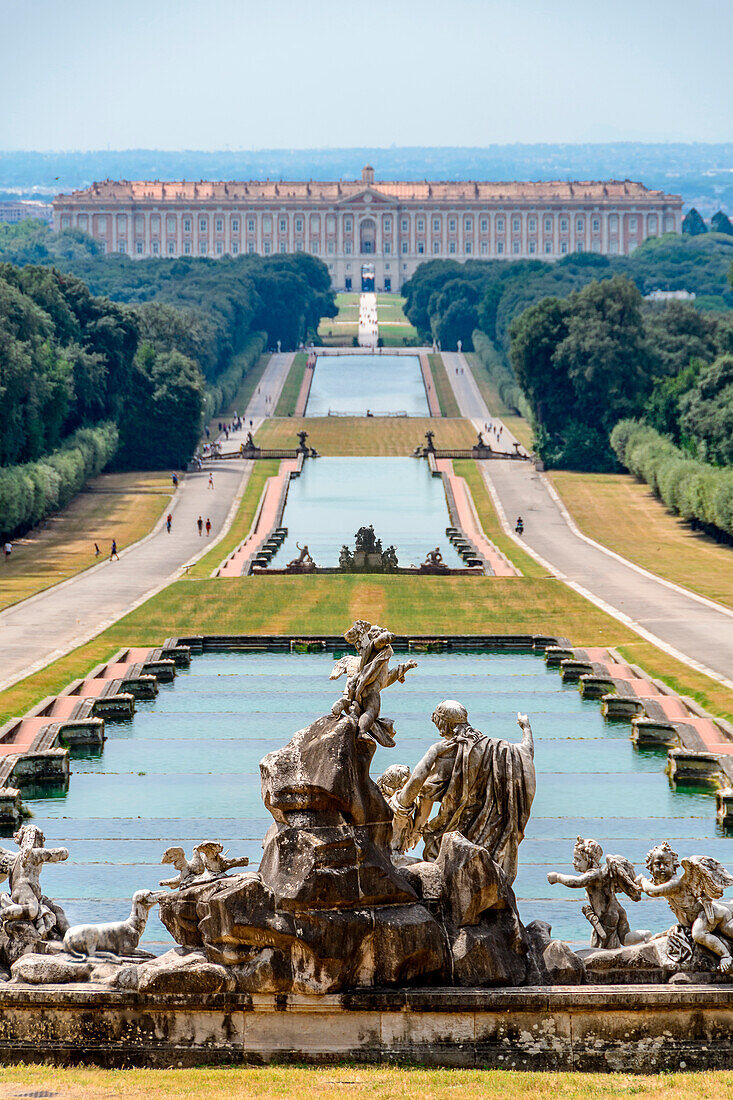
left=329, top=619, right=417, bottom=747
left=547, top=837, right=641, bottom=948
left=638, top=842, right=733, bottom=972
left=0, top=825, right=69, bottom=950
left=387, top=702, right=535, bottom=884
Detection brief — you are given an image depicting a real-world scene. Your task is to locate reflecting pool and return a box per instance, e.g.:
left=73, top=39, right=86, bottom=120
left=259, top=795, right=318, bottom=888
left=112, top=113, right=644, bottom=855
left=306, top=354, right=428, bottom=416
left=24, top=649, right=726, bottom=950
left=274, top=457, right=464, bottom=569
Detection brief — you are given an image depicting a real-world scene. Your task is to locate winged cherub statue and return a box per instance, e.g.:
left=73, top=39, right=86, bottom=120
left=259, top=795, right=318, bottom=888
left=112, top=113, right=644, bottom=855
left=547, top=837, right=642, bottom=948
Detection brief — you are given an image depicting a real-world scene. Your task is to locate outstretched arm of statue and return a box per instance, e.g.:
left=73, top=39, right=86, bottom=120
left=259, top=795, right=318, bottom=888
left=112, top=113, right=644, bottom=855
left=38, top=846, right=69, bottom=864
left=517, top=713, right=534, bottom=759
left=547, top=869, right=601, bottom=888
left=637, top=872, right=683, bottom=897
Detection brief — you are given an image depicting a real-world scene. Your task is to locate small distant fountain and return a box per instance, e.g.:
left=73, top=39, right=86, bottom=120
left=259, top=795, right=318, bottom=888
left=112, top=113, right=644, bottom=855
left=338, top=526, right=399, bottom=573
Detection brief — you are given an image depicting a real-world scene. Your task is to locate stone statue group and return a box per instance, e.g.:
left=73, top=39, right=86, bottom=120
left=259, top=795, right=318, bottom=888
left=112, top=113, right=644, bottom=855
left=2, top=617, right=733, bottom=990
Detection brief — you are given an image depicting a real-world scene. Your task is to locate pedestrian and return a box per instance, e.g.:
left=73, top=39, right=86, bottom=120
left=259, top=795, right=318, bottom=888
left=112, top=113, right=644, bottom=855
left=110, top=539, right=119, bottom=561
left=171, top=472, right=178, bottom=489
left=218, top=422, right=222, bottom=432
left=94, top=542, right=100, bottom=557
left=166, top=513, right=172, bottom=533
left=250, top=419, right=253, bottom=428
left=3, top=541, right=11, bottom=562
left=197, top=515, right=203, bottom=536
left=208, top=474, right=214, bottom=490
left=205, top=426, right=210, bottom=439
left=205, top=517, right=212, bottom=536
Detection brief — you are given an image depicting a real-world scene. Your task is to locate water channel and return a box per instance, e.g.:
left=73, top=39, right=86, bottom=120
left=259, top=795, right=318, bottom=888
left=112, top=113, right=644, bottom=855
left=274, top=457, right=464, bottom=569
left=306, top=353, right=428, bottom=416
left=23, top=649, right=727, bottom=950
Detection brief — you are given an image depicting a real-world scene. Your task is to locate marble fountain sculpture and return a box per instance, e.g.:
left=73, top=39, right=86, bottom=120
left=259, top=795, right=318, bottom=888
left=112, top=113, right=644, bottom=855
left=6, top=619, right=733, bottom=993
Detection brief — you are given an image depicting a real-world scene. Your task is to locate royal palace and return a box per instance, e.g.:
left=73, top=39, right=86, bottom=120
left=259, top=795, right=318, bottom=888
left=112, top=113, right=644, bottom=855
left=53, top=165, right=683, bottom=291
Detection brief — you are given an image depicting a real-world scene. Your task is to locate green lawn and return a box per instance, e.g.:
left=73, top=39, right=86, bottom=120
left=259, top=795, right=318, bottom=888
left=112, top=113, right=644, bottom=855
left=0, top=1065, right=730, bottom=1099
left=274, top=353, right=308, bottom=416
left=254, top=416, right=476, bottom=455
left=428, top=353, right=462, bottom=417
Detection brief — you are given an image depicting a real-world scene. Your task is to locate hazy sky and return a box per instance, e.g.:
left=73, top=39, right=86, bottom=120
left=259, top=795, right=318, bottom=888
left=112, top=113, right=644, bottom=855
left=1, top=0, right=731, bottom=150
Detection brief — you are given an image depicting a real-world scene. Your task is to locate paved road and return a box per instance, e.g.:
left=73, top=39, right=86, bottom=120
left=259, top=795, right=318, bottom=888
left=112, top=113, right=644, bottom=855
left=0, top=353, right=293, bottom=693
left=445, top=351, right=733, bottom=688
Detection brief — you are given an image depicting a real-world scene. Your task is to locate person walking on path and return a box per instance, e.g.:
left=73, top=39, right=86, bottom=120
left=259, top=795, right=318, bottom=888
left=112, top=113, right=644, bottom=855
left=94, top=543, right=100, bottom=557
left=208, top=474, right=214, bottom=490
left=197, top=516, right=203, bottom=536
left=205, top=517, right=212, bottom=537
left=166, top=513, right=173, bottom=534
left=3, top=542, right=11, bottom=562
left=171, top=472, right=178, bottom=489
left=110, top=539, right=119, bottom=561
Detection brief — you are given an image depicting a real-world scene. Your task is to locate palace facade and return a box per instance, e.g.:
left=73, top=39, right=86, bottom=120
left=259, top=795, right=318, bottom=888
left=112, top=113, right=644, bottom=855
left=53, top=166, right=683, bottom=291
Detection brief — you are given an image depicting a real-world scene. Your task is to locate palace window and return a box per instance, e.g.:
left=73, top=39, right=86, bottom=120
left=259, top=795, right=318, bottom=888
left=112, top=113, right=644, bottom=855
left=418, top=241, right=424, bottom=253
left=512, top=241, right=520, bottom=254
left=417, top=218, right=424, bottom=231
left=199, top=218, right=207, bottom=233
left=345, top=242, right=352, bottom=254
left=401, top=241, right=408, bottom=253
left=609, top=240, right=618, bottom=253
left=344, top=218, right=353, bottom=232
left=401, top=218, right=408, bottom=231
left=648, top=214, right=658, bottom=232
left=465, top=241, right=472, bottom=254
left=608, top=214, right=618, bottom=231
left=528, top=241, right=536, bottom=253
left=311, top=242, right=319, bottom=253
left=512, top=217, right=520, bottom=233
left=544, top=241, right=552, bottom=253
left=560, top=242, right=568, bottom=254
left=528, top=217, right=536, bottom=232
left=480, top=241, right=488, bottom=254
left=449, top=241, right=456, bottom=254
left=247, top=218, right=255, bottom=232
left=327, top=215, right=335, bottom=231
left=497, top=241, right=504, bottom=253
left=384, top=241, right=391, bottom=254
left=136, top=241, right=144, bottom=254
left=280, top=218, right=287, bottom=232
left=544, top=218, right=552, bottom=233
left=629, top=216, right=638, bottom=231
left=232, top=218, right=239, bottom=232
left=248, top=243, right=255, bottom=253
left=664, top=215, right=674, bottom=231
left=576, top=218, right=584, bottom=232
left=560, top=217, right=568, bottom=231
left=199, top=242, right=207, bottom=254
left=327, top=241, right=335, bottom=253
left=433, top=241, right=440, bottom=253
left=118, top=240, right=127, bottom=252
left=216, top=241, right=223, bottom=254
left=576, top=242, right=584, bottom=252
left=433, top=218, right=441, bottom=232
left=384, top=217, right=391, bottom=231
left=183, top=241, right=191, bottom=254
left=264, top=242, right=271, bottom=254
left=385, top=262, right=390, bottom=270
left=592, top=217, right=600, bottom=233
left=263, top=215, right=272, bottom=233
left=232, top=243, right=239, bottom=254
left=279, top=243, right=286, bottom=253
left=464, top=218, right=472, bottom=232
left=152, top=241, right=159, bottom=254
left=496, top=218, right=504, bottom=231
left=61, top=215, right=70, bottom=228
left=480, top=218, right=488, bottom=232
left=167, top=241, right=176, bottom=254
left=449, top=218, right=456, bottom=231
left=183, top=218, right=192, bottom=232
left=215, top=218, right=223, bottom=232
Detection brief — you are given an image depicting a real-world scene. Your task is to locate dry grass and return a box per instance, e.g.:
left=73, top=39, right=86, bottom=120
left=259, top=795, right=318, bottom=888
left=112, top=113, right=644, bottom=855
left=274, top=353, right=308, bottom=416
left=0, top=1064, right=731, bottom=1098
left=254, top=417, right=476, bottom=455
left=0, top=472, right=172, bottom=612
left=428, top=354, right=462, bottom=417
left=550, top=471, right=733, bottom=610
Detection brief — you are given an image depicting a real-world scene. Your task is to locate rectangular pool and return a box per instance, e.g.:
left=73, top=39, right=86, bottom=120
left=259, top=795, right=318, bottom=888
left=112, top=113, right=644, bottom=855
left=23, top=649, right=727, bottom=950
left=306, top=353, right=428, bottom=416
left=274, top=457, right=464, bottom=569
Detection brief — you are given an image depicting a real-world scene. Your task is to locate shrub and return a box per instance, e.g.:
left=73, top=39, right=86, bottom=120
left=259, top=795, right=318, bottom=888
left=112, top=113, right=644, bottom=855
left=201, top=332, right=266, bottom=422
left=472, top=330, right=532, bottom=419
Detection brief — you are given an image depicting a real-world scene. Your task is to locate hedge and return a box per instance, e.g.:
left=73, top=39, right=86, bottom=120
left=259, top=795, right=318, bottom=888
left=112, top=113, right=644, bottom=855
left=0, top=421, right=119, bottom=541
left=611, top=419, right=733, bottom=541
left=472, top=330, right=532, bottom=420
left=202, top=331, right=267, bottom=422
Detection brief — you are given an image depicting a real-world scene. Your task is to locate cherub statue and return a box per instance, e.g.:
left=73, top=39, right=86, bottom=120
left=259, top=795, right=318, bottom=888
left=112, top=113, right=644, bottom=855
left=329, top=619, right=417, bottom=747
left=159, top=845, right=205, bottom=890
left=547, top=837, right=641, bottom=948
left=377, top=764, right=411, bottom=800
left=387, top=703, right=535, bottom=884
left=638, top=842, right=733, bottom=972
left=193, top=842, right=250, bottom=879
left=0, top=825, right=69, bottom=938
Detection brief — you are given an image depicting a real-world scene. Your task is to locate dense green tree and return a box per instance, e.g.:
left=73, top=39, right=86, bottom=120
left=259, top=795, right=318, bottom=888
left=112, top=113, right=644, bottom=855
left=679, top=355, right=733, bottom=466
left=682, top=208, right=708, bottom=235
left=711, top=211, right=733, bottom=236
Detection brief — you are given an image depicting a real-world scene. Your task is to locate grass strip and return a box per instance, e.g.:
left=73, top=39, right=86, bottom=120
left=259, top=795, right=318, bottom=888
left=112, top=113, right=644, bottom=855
left=273, top=353, right=308, bottom=417
left=429, top=353, right=462, bottom=418
left=255, top=417, right=476, bottom=455
left=187, top=459, right=279, bottom=578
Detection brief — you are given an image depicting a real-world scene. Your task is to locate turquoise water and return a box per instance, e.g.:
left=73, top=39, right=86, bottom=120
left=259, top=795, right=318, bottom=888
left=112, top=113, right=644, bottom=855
left=306, top=354, right=428, bottom=416
left=274, top=458, right=464, bottom=569
left=23, top=649, right=728, bottom=950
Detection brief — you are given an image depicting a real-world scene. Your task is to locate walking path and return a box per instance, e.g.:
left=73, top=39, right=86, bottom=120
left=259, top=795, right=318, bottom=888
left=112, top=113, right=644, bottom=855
left=445, top=351, right=733, bottom=689
left=358, top=292, right=378, bottom=349
left=419, top=354, right=442, bottom=417
left=0, top=353, right=293, bottom=692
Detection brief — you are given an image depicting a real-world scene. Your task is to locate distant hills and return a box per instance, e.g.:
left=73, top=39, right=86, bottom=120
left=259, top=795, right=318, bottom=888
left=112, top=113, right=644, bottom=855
left=2, top=144, right=733, bottom=214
